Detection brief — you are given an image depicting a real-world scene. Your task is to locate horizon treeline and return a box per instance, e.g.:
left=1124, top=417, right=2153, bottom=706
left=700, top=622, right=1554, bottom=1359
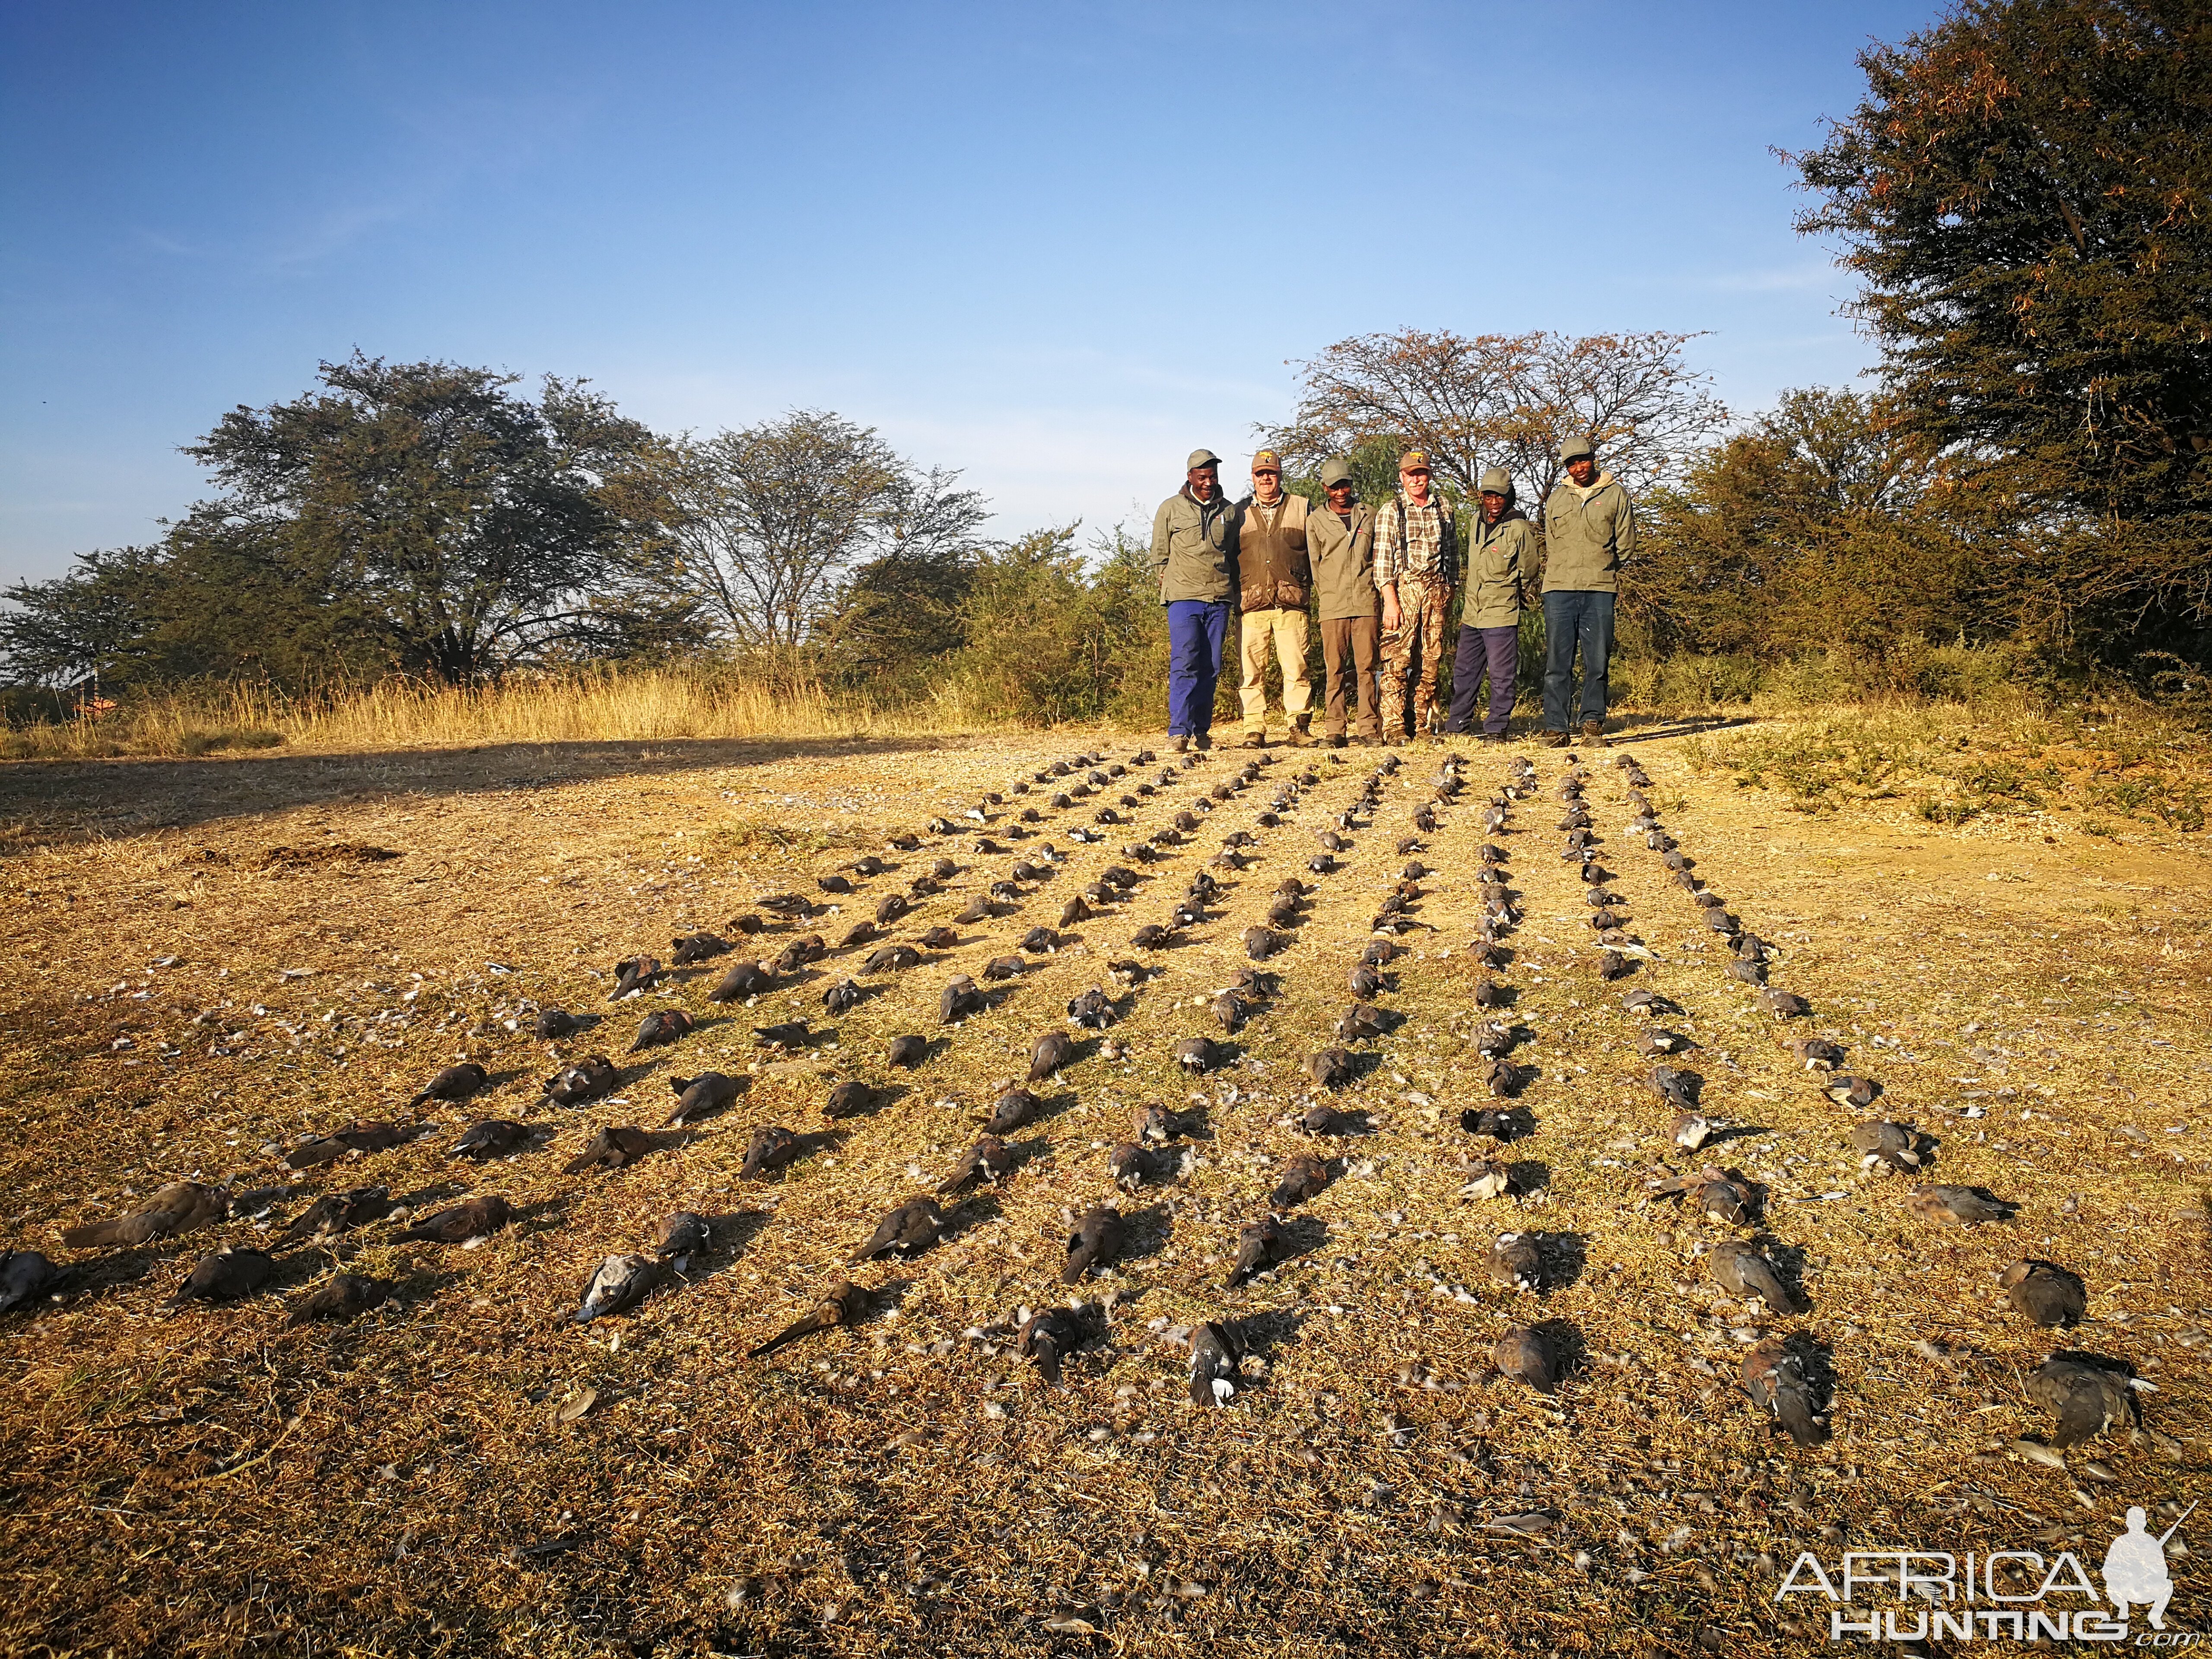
left=5, top=0, right=2206, bottom=722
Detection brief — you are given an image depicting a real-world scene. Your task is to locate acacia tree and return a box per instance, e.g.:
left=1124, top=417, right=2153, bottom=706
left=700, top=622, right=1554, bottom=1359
left=1269, top=329, right=1730, bottom=506
left=1792, top=0, right=2212, bottom=658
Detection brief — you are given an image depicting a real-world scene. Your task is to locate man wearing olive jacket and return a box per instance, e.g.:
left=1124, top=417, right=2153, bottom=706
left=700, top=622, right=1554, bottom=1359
left=1443, top=466, right=1535, bottom=742
left=1539, top=434, right=1636, bottom=745
left=1149, top=448, right=1240, bottom=753
left=1233, top=448, right=1314, bottom=747
left=1306, top=457, right=1381, bottom=747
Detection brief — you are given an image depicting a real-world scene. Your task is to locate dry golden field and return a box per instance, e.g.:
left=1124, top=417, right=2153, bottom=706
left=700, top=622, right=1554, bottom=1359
left=1, top=718, right=2207, bottom=1657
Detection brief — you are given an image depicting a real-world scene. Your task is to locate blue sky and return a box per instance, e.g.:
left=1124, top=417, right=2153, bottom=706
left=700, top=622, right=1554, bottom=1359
left=0, top=0, right=1942, bottom=585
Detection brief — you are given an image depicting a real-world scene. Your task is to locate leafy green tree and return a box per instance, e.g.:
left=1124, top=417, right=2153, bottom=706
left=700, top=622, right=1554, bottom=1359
left=1793, top=0, right=2212, bottom=660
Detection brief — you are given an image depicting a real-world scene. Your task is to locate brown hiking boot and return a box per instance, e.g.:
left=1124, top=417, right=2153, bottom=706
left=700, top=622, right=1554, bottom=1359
left=1326, top=733, right=1347, bottom=750
left=1580, top=718, right=1605, bottom=742
left=1172, top=734, right=1189, bottom=754
left=1285, top=718, right=1313, bottom=747
left=1241, top=731, right=1267, bottom=749
left=1192, top=731, right=1212, bottom=751
left=1542, top=730, right=1571, bottom=748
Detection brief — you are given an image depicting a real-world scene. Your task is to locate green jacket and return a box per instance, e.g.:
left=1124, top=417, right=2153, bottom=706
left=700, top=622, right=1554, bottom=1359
left=1464, top=506, right=1536, bottom=627
left=1306, top=499, right=1379, bottom=621
left=1150, top=485, right=1239, bottom=605
left=1540, top=472, right=1635, bottom=594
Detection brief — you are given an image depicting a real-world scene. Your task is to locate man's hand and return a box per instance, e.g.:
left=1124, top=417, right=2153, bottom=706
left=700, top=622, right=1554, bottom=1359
left=1381, top=591, right=1402, bottom=634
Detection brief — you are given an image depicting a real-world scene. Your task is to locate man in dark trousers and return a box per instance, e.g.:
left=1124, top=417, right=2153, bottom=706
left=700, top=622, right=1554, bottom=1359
left=1443, top=466, right=1534, bottom=743
left=1149, top=448, right=1239, bottom=753
left=1539, top=434, right=1636, bottom=745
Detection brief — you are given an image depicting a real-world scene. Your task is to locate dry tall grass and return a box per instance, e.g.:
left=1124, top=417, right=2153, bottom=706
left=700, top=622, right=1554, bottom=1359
left=0, top=669, right=998, bottom=760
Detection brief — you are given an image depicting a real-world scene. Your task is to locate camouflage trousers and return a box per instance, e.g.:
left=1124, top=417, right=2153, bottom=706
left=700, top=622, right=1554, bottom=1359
left=1379, top=575, right=1452, bottom=738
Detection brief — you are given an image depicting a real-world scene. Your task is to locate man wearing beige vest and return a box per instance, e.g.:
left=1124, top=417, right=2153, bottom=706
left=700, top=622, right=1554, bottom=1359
left=1232, top=448, right=1314, bottom=747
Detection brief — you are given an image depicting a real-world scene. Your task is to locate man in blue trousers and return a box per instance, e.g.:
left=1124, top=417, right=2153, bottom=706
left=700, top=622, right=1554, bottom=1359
left=1539, top=434, right=1636, bottom=746
left=1149, top=448, right=1239, bottom=753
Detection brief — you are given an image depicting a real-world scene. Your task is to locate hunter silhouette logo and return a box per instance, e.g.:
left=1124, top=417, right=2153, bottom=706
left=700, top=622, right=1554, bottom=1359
left=1775, top=1499, right=2196, bottom=1643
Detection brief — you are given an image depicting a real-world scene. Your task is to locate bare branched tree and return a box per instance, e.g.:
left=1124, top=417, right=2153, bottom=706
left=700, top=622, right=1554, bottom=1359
left=1269, top=329, right=1730, bottom=509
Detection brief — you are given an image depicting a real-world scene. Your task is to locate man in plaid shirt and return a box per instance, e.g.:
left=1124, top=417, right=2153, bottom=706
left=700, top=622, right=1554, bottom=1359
left=1375, top=448, right=1458, bottom=742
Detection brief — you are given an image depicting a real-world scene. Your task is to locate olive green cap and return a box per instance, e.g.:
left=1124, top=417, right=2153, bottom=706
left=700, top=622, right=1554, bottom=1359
left=1319, top=458, right=1354, bottom=487
left=1478, top=466, right=1513, bottom=497
left=1559, top=434, right=1595, bottom=462
left=1186, top=448, right=1222, bottom=471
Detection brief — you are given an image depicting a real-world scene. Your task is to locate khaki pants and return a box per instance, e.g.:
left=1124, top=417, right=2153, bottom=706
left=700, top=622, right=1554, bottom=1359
left=1320, top=616, right=1380, bottom=738
left=1380, top=575, right=1452, bottom=737
left=1238, top=607, right=1312, bottom=732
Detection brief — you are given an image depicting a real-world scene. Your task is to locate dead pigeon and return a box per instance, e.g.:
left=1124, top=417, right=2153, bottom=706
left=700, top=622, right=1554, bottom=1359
left=728, top=912, right=767, bottom=933
left=671, top=931, right=733, bottom=965
left=1461, top=1159, right=1511, bottom=1200
left=544, top=1054, right=620, bottom=1106
left=1135, top=1104, right=1177, bottom=1143
left=983, top=1088, right=1039, bottom=1135
left=1820, top=1074, right=1879, bottom=1110
left=1028, top=1029, right=1075, bottom=1081
left=1482, top=1057, right=1519, bottom=1098
left=2000, top=1260, right=2086, bottom=1328
left=1907, top=1185, right=2013, bottom=1226
left=1742, top=1337, right=1824, bottom=1445
left=1243, top=927, right=1281, bottom=961
left=169, top=1248, right=275, bottom=1306
left=408, top=1063, right=489, bottom=1109
left=610, top=957, right=666, bottom=999
left=739, top=1125, right=801, bottom=1181
left=1271, top=1154, right=1332, bottom=1211
left=1634, top=1028, right=1691, bottom=1058
left=1108, top=1142, right=1154, bottom=1190
left=982, top=954, right=1027, bottom=982
left=1063, top=1205, right=1125, bottom=1282
left=1621, top=988, right=1663, bottom=1018
left=0, top=1250, right=60, bottom=1314
left=1850, top=1120, right=1924, bottom=1173
left=1066, top=988, right=1115, bottom=1030
left=1654, top=1166, right=1754, bottom=1224
left=1473, top=1020, right=1513, bottom=1058
left=1706, top=1241, right=1804, bottom=1313
left=450, top=1120, right=530, bottom=1162
left=281, top=1185, right=393, bottom=1238
left=1726, top=957, right=1767, bottom=987
left=1175, top=1037, right=1218, bottom=1074
left=1189, top=1321, right=1243, bottom=1405
left=1131, top=924, right=1177, bottom=950
left=818, top=873, right=855, bottom=895
left=1671, top=1111, right=1716, bottom=1151
left=629, top=1009, right=695, bottom=1052
left=863, top=944, right=922, bottom=975
left=707, top=960, right=775, bottom=1002
left=1107, top=958, right=1147, bottom=985
left=1494, top=1325, right=1560, bottom=1393
left=1462, top=1105, right=1529, bottom=1141
left=1228, top=1217, right=1295, bottom=1286
left=821, top=977, right=865, bottom=1016
left=666, top=1071, right=741, bottom=1125
left=61, top=1185, right=224, bottom=1247
left=1487, top=1232, right=1543, bottom=1293
left=939, top=1135, right=1015, bottom=1194
left=397, top=1194, right=511, bottom=1243
left=849, top=1198, right=945, bottom=1263
left=1336, top=1003, right=1388, bottom=1042
left=887, top=1033, right=928, bottom=1068
left=751, top=1019, right=810, bottom=1051
left=1758, top=988, right=1812, bottom=1020
left=575, top=1253, right=665, bottom=1323
left=648, top=1211, right=713, bottom=1261
left=533, top=1007, right=588, bottom=1039
left=2027, top=1354, right=2141, bottom=1446
left=756, top=893, right=816, bottom=917
left=284, top=1271, right=391, bottom=1325
left=1788, top=1036, right=1847, bottom=1071
left=817, top=1080, right=875, bottom=1121
left=1020, top=1306, right=1084, bottom=1384
left=1211, top=990, right=1249, bottom=1035
left=874, top=893, right=912, bottom=925
left=953, top=897, right=997, bottom=925
left=563, top=1125, right=654, bottom=1173
left=940, top=976, right=987, bottom=1023
left=1650, top=1065, right=1700, bottom=1108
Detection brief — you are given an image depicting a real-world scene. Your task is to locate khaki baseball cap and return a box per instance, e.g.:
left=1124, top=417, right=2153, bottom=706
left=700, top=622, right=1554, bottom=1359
left=1187, top=448, right=1222, bottom=470
left=1478, top=466, right=1513, bottom=496
left=1319, top=458, right=1354, bottom=487
left=1399, top=448, right=1431, bottom=473
left=1559, top=434, right=1595, bottom=462
left=1251, top=448, right=1283, bottom=474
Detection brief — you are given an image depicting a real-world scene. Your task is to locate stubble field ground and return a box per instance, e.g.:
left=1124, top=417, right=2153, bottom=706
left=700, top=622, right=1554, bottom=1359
left=0, top=717, right=2207, bottom=1657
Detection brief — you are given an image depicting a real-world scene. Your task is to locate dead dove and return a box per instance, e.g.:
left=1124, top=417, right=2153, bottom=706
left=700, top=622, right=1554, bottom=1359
left=1653, top=1166, right=1754, bottom=1224
left=1474, top=1020, right=1513, bottom=1058
left=59, top=1185, right=222, bottom=1247
left=708, top=960, right=775, bottom=1002
left=823, top=1081, right=876, bottom=1120
left=1336, top=1003, right=1389, bottom=1042
left=1028, top=1029, right=1075, bottom=1081
left=874, top=893, right=912, bottom=925
left=1131, top=924, right=1178, bottom=950
left=1788, top=1036, right=1847, bottom=1071
left=671, top=931, right=733, bottom=965
left=981, top=955, right=1026, bottom=984
left=1670, top=1112, right=1715, bottom=1152
left=1243, top=927, right=1281, bottom=961
left=1189, top=1321, right=1243, bottom=1406
left=1176, top=1036, right=1219, bottom=1074
left=984, top=1088, right=1041, bottom=1135
left=169, top=1248, right=275, bottom=1306
left=1060, top=895, right=1094, bottom=927
left=609, top=957, right=664, bottom=999
left=1066, top=988, right=1115, bottom=1029
left=284, top=1271, right=391, bottom=1325
left=1908, top=1185, right=2014, bottom=1225
left=1347, top=962, right=1387, bottom=998
left=821, top=977, right=866, bottom=1016
left=648, top=1211, right=712, bottom=1261
left=750, top=1019, right=810, bottom=1051
left=1758, top=988, right=1812, bottom=1019
left=1742, top=1337, right=1824, bottom=1445
left=281, top=1185, right=394, bottom=1238
left=886, top=1033, right=928, bottom=1068
left=1649, top=1065, right=1700, bottom=1108
left=1482, top=1057, right=1519, bottom=1098
left=1228, top=1217, right=1296, bottom=1286
left=1823, top=1074, right=1880, bottom=1108
left=2000, top=1260, right=2086, bottom=1328
left=1487, top=1232, right=1543, bottom=1293
left=543, top=1055, right=620, bottom=1106
left=940, top=976, right=987, bottom=1023
left=918, top=925, right=960, bottom=950
left=1634, top=1028, right=1691, bottom=1058
left=575, top=1253, right=665, bottom=1323
left=1019, top=1306, right=1084, bottom=1384
left=1621, top=988, right=1663, bottom=1018
left=450, top=1120, right=530, bottom=1162
left=1706, top=1240, right=1804, bottom=1313
left=1271, top=1154, right=1332, bottom=1211
left=1462, top=1106, right=1530, bottom=1141
left=533, top=1007, right=590, bottom=1039
left=563, top=1125, right=654, bottom=1173
left=739, top=1125, right=801, bottom=1181
left=1063, top=1206, right=1125, bottom=1282
left=1212, top=990, right=1249, bottom=1034
left=0, top=1250, right=60, bottom=1313
left=397, top=1194, right=512, bottom=1243
left=666, top=1071, right=741, bottom=1125
left=817, top=873, right=855, bottom=895
left=863, top=943, right=922, bottom=975
left=1108, top=1142, right=1155, bottom=1190
left=849, top=1198, right=944, bottom=1263
left=1494, top=1325, right=1560, bottom=1393
left=1135, top=1103, right=1178, bottom=1143
left=409, top=1062, right=489, bottom=1108
left=939, top=1135, right=1015, bottom=1194
left=629, top=1009, right=695, bottom=1052
left=2027, top=1354, right=2142, bottom=1446
left=1850, top=1120, right=1924, bottom=1173
left=1461, top=1159, right=1510, bottom=1200
left=1598, top=949, right=1630, bottom=980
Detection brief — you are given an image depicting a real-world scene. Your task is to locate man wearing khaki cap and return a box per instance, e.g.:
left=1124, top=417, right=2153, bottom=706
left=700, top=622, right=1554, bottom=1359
left=1443, top=467, right=1535, bottom=742
left=1232, top=449, right=1314, bottom=747
left=1306, top=457, right=1381, bottom=747
left=1149, top=448, right=1239, bottom=753
left=1374, top=448, right=1457, bottom=744
left=1538, top=434, right=1636, bottom=745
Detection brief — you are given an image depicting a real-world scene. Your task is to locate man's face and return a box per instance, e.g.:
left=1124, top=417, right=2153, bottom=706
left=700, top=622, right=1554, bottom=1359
left=1481, top=491, right=1506, bottom=524
left=1252, top=467, right=1281, bottom=500
left=1189, top=465, right=1219, bottom=500
left=1565, top=456, right=1597, bottom=487
left=1324, top=480, right=1355, bottom=512
left=1402, top=466, right=1431, bottom=501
